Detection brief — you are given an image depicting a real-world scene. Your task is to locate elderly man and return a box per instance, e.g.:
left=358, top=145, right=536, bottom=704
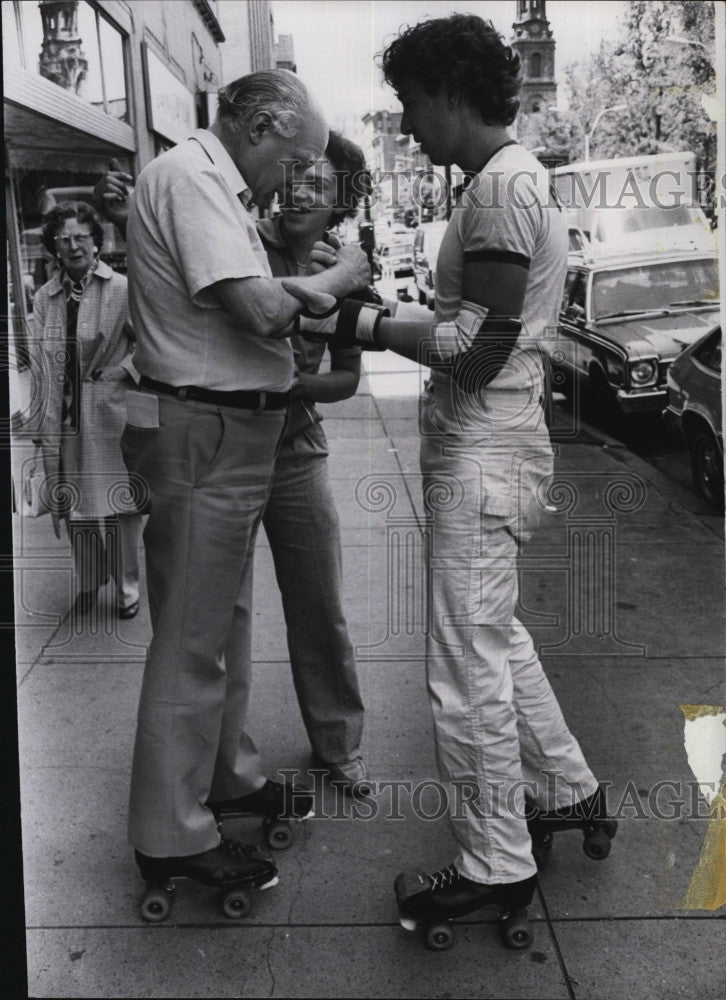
left=121, top=69, right=369, bottom=904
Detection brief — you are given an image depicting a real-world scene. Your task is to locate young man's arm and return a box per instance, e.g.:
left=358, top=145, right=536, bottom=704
left=376, top=258, right=528, bottom=365
left=282, top=257, right=528, bottom=385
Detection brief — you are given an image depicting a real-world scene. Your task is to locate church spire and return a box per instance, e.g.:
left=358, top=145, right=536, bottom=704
left=511, top=0, right=557, bottom=114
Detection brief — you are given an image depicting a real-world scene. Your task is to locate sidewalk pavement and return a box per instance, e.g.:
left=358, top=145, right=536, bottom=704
left=13, top=360, right=726, bottom=999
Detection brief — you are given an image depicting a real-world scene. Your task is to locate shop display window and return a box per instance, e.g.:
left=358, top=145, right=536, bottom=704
left=3, top=0, right=128, bottom=122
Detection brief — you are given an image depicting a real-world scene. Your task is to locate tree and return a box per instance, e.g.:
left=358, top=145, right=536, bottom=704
left=517, top=108, right=581, bottom=166
left=553, top=1, right=716, bottom=207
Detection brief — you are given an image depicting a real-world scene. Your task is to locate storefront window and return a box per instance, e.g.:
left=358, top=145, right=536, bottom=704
left=3, top=0, right=128, bottom=122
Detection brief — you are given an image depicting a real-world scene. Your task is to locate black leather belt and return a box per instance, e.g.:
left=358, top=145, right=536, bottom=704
left=139, top=376, right=290, bottom=411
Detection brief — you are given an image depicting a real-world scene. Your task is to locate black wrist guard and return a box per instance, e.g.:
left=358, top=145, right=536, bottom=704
left=335, top=299, right=390, bottom=350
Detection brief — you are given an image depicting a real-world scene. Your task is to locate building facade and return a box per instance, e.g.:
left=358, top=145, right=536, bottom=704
left=3, top=0, right=294, bottom=347
left=3, top=0, right=230, bottom=341
left=511, top=0, right=557, bottom=114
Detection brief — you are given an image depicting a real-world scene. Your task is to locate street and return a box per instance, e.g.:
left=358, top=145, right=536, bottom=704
left=14, top=357, right=725, bottom=997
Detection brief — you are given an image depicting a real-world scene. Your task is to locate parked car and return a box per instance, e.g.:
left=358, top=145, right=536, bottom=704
left=548, top=249, right=720, bottom=415
left=413, top=220, right=448, bottom=309
left=665, top=325, right=723, bottom=510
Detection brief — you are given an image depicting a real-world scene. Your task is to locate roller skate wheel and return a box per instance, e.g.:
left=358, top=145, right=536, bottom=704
left=503, top=914, right=532, bottom=950
left=424, top=922, right=454, bottom=951
left=264, top=819, right=294, bottom=850
left=583, top=828, right=611, bottom=860
left=222, top=887, right=252, bottom=919
left=399, top=916, right=417, bottom=932
left=140, top=888, right=172, bottom=923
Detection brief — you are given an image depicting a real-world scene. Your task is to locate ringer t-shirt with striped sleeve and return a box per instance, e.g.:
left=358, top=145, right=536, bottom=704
left=434, top=142, right=568, bottom=391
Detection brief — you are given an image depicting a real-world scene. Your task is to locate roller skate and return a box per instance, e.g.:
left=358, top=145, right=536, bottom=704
left=136, top=836, right=278, bottom=923
left=394, top=863, right=536, bottom=951
left=527, top=786, right=618, bottom=869
left=208, top=778, right=315, bottom=851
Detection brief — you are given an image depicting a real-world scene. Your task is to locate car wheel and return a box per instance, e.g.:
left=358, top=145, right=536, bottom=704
left=589, top=365, right=622, bottom=425
left=418, top=289, right=427, bottom=306
left=691, top=429, right=725, bottom=511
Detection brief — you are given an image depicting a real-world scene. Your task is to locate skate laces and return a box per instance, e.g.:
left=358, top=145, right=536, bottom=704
left=428, top=863, right=461, bottom=892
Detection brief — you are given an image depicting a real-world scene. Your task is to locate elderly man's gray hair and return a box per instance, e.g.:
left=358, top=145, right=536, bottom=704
left=217, top=70, right=309, bottom=138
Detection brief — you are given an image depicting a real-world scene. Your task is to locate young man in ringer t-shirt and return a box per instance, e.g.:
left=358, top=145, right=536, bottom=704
left=282, top=15, right=615, bottom=942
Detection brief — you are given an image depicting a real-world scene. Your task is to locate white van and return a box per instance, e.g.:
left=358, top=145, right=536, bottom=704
left=552, top=152, right=716, bottom=258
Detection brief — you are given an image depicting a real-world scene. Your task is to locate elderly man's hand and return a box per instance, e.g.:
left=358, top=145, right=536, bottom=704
left=334, top=243, right=372, bottom=292
left=282, top=278, right=338, bottom=315
left=281, top=242, right=372, bottom=314
left=306, top=240, right=338, bottom=275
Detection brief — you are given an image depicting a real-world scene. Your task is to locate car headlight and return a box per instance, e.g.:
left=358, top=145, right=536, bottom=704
left=628, top=359, right=658, bottom=387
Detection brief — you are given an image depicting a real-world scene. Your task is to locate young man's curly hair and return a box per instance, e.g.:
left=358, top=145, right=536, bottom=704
left=381, top=14, right=523, bottom=127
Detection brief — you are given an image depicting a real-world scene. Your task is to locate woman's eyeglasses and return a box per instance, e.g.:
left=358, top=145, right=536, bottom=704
left=54, top=234, right=94, bottom=250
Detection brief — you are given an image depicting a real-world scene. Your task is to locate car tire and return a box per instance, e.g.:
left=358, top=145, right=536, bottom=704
left=418, top=289, right=427, bottom=306
left=589, top=364, right=622, bottom=425
left=691, top=428, right=725, bottom=512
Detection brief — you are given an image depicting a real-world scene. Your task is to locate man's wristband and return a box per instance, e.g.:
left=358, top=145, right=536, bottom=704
left=335, top=299, right=390, bottom=350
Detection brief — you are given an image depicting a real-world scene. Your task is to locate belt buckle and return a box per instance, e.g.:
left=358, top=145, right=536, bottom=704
left=254, top=391, right=267, bottom=414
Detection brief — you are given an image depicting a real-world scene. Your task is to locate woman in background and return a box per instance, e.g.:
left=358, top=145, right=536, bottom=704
left=32, top=203, right=143, bottom=619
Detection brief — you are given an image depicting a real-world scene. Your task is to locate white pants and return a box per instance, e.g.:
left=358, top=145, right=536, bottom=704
left=420, top=378, right=597, bottom=884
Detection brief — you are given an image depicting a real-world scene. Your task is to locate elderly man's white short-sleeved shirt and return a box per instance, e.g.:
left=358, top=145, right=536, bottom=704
left=127, top=128, right=293, bottom=392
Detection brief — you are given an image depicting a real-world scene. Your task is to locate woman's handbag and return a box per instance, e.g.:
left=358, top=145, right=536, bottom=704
left=19, top=443, right=50, bottom=518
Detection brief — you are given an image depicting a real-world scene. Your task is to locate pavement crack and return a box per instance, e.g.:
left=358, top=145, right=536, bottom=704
left=264, top=925, right=277, bottom=998
left=285, top=826, right=307, bottom=925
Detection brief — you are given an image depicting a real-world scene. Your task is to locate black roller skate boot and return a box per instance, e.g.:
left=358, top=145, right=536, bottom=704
left=208, top=778, right=315, bottom=851
left=394, top=862, right=536, bottom=951
left=527, top=785, right=618, bottom=869
left=136, top=836, right=278, bottom=923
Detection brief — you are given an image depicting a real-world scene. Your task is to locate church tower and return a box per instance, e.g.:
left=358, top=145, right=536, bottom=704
left=511, top=0, right=557, bottom=114
left=38, top=0, right=88, bottom=95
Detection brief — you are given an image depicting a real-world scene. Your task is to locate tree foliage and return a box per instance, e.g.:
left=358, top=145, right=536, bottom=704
left=518, top=0, right=716, bottom=194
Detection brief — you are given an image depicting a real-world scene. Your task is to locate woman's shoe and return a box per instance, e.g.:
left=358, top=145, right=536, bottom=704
left=119, top=600, right=140, bottom=620
left=71, top=590, right=98, bottom=616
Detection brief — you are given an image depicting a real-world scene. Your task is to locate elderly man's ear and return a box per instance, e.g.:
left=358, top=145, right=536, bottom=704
left=248, top=112, right=275, bottom=145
